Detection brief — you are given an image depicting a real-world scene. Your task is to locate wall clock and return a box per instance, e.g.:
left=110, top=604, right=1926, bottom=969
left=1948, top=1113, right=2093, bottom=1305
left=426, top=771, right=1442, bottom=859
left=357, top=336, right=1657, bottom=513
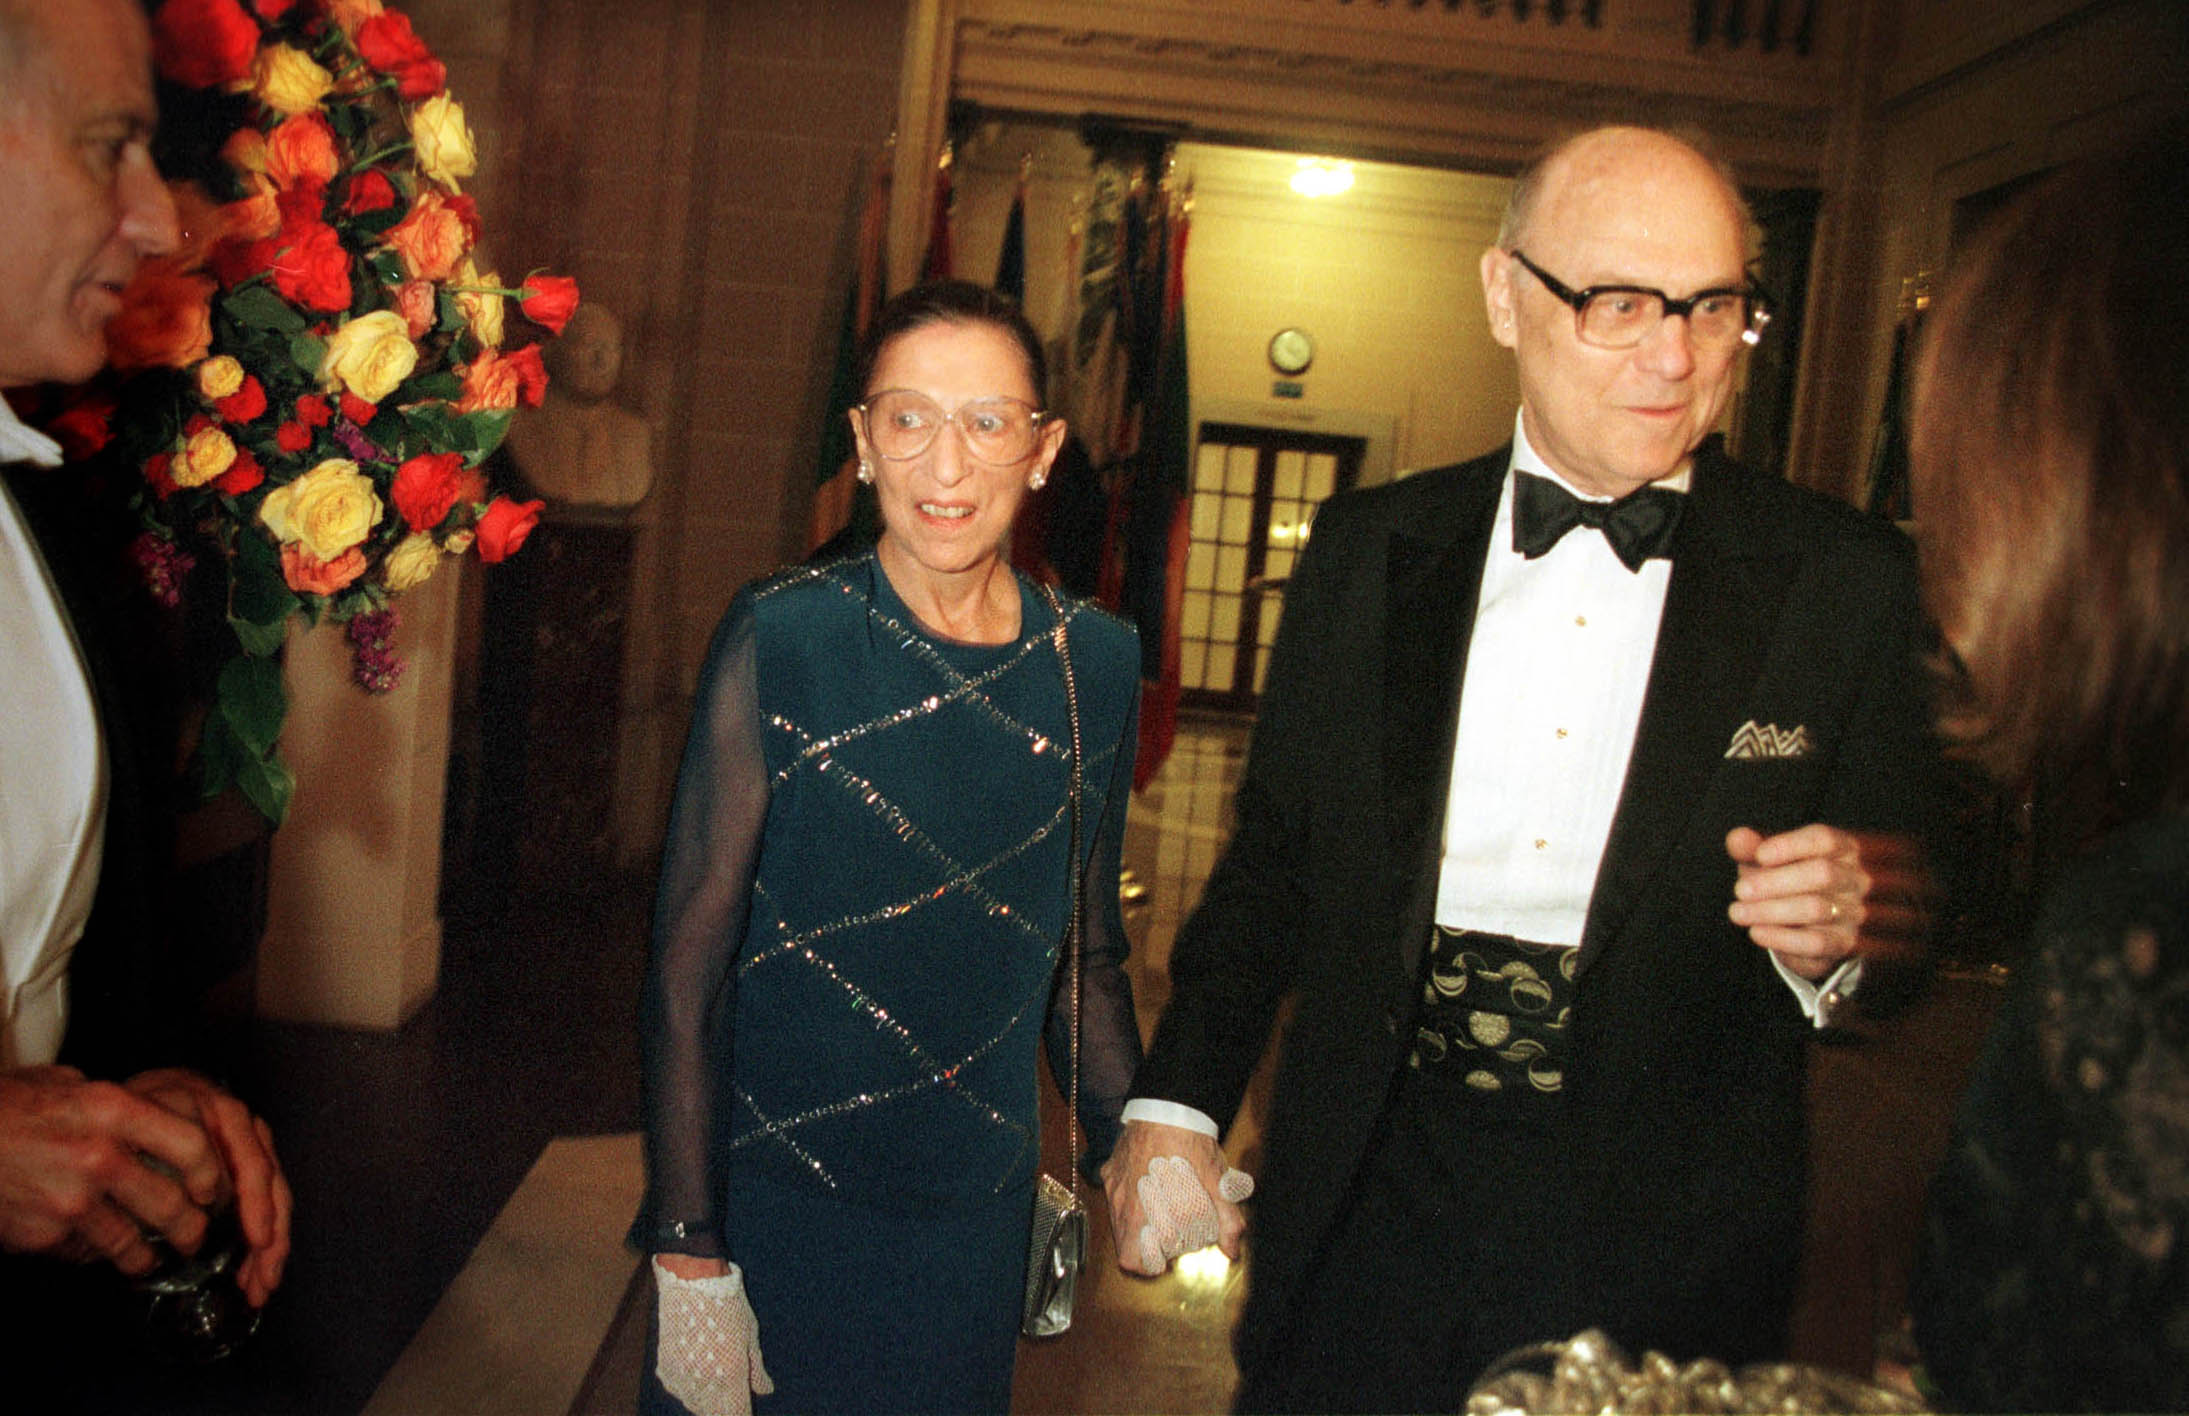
left=1267, top=327, right=1315, bottom=376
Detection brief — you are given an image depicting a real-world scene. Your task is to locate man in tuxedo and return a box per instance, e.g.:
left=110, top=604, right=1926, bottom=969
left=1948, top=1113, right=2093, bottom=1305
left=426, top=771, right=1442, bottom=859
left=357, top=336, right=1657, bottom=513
left=1103, top=125, right=1941, bottom=1411
left=0, top=0, right=289, bottom=1333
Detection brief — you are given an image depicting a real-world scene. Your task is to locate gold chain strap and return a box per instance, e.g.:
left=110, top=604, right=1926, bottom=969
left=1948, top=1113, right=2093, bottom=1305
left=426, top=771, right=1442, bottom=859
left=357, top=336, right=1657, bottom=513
left=1041, top=583, right=1083, bottom=1200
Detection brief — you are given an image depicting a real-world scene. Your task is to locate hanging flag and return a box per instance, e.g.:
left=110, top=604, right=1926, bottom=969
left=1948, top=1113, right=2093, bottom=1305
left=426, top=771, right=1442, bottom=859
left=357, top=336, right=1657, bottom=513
left=994, top=158, right=1028, bottom=304
left=807, top=144, right=891, bottom=554
left=922, top=142, right=955, bottom=282
left=1129, top=176, right=1193, bottom=789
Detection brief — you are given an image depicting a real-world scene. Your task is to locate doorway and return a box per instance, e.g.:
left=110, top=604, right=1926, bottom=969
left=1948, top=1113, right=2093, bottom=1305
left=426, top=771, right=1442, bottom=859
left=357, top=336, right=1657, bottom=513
left=1181, top=422, right=1363, bottom=711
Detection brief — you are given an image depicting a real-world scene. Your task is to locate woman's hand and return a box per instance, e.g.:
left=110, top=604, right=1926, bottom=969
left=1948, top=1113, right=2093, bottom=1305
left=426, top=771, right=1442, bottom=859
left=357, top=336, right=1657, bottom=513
left=653, top=1255, right=773, bottom=1415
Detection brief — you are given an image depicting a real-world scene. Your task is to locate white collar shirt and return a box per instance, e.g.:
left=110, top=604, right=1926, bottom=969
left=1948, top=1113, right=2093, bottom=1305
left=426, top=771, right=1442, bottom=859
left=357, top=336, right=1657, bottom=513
left=0, top=397, right=106, bottom=1067
left=1433, top=412, right=1680, bottom=945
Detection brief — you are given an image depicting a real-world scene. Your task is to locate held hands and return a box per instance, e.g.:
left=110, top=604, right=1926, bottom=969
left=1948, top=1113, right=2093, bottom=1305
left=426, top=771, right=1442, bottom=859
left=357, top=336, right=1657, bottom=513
left=0, top=1064, right=290, bottom=1305
left=1726, top=824, right=1933, bottom=980
left=654, top=1255, right=773, bottom=1416
left=1100, top=1120, right=1250, bottom=1276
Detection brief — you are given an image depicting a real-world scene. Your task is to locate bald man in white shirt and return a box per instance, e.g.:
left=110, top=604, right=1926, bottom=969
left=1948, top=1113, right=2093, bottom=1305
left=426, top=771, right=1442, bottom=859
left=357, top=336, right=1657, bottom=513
left=1105, top=126, right=1943, bottom=1412
left=0, top=0, right=288, bottom=1320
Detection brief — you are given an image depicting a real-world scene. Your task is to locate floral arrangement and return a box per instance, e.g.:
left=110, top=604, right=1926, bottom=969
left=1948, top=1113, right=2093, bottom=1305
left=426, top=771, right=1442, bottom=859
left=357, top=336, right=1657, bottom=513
left=41, top=0, right=575, bottom=826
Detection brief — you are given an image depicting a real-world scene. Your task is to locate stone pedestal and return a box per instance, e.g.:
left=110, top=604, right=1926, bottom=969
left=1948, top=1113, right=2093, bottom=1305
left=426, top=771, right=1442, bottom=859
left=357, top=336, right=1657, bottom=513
left=258, top=566, right=458, bottom=1029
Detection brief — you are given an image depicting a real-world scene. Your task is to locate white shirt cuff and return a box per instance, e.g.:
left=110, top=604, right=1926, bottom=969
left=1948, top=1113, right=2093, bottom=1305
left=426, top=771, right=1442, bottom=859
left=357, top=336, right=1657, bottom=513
left=1121, top=1098, right=1221, bottom=1138
left=1771, top=952, right=1864, bottom=1028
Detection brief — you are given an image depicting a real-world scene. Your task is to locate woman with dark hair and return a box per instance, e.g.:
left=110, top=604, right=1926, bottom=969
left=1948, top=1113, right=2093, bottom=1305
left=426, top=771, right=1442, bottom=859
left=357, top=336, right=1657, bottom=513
left=1907, top=119, right=2189, bottom=1413
left=636, top=280, right=1144, bottom=1413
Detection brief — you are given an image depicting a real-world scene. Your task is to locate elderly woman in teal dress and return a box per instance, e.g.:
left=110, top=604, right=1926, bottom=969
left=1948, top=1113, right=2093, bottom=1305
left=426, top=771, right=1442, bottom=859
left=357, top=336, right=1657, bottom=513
left=637, top=281, right=1144, bottom=1414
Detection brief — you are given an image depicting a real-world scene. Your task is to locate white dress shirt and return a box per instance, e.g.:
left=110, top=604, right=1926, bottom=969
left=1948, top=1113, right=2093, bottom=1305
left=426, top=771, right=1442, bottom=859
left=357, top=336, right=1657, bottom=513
left=0, top=398, right=106, bottom=1067
left=1124, top=415, right=1851, bottom=1141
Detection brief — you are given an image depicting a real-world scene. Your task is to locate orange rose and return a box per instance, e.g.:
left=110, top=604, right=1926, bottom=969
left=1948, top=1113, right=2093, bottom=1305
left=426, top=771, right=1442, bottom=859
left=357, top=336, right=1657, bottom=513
left=279, top=542, right=368, bottom=595
left=453, top=351, right=521, bottom=413
left=106, top=262, right=216, bottom=370
left=222, top=128, right=268, bottom=177
left=394, top=279, right=437, bottom=339
left=384, top=191, right=470, bottom=282
left=265, top=112, right=340, bottom=190
left=222, top=181, right=282, bottom=242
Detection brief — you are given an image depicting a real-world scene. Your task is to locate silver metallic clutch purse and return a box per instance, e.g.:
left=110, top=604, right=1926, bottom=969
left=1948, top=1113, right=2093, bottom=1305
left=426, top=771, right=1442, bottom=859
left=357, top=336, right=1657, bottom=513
left=1023, top=1170, right=1087, bottom=1338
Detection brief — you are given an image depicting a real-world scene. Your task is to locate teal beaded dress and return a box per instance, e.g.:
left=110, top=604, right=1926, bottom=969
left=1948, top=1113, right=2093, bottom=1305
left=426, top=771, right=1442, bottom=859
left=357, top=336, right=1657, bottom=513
left=638, top=551, right=1142, bottom=1414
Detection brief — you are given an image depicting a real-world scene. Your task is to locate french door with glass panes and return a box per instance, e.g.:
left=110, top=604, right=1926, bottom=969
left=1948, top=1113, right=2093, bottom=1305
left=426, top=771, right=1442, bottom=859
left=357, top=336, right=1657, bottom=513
left=1180, top=423, right=1363, bottom=711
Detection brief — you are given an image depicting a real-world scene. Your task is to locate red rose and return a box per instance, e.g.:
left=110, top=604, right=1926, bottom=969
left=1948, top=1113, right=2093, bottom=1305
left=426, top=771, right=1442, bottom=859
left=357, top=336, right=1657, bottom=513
left=343, top=170, right=399, bottom=217
left=505, top=343, right=549, bottom=407
left=274, top=181, right=328, bottom=232
left=217, top=374, right=268, bottom=423
left=339, top=393, right=378, bottom=425
left=392, top=451, right=465, bottom=532
left=518, top=275, right=580, bottom=336
left=275, top=421, right=312, bottom=453
left=153, top=0, right=261, bottom=89
left=46, top=388, right=118, bottom=460
left=474, top=496, right=543, bottom=563
left=145, top=451, right=178, bottom=498
left=249, top=0, right=297, bottom=19
left=356, top=12, right=447, bottom=100
left=294, top=393, right=332, bottom=427
left=271, top=221, right=351, bottom=313
left=214, top=448, right=264, bottom=496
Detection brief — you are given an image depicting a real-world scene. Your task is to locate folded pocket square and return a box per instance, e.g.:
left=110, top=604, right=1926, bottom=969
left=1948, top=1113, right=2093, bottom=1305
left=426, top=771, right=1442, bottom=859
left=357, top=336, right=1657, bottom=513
left=1725, top=719, right=1812, bottom=759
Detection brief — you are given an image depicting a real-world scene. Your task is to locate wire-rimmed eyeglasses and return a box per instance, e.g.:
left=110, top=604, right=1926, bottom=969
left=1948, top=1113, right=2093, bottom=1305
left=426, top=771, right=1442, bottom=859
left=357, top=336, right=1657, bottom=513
left=1508, top=249, right=1773, bottom=351
left=857, top=389, right=1049, bottom=464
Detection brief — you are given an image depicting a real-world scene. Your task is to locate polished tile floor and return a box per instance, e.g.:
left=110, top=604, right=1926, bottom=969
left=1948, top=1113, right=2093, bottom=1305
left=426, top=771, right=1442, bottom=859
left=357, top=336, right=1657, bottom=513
left=63, top=712, right=2002, bottom=1413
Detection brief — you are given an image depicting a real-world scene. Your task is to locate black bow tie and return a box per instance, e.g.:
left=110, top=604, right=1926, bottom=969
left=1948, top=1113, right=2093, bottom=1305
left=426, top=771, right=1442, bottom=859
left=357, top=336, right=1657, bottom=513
left=1511, top=471, right=1684, bottom=572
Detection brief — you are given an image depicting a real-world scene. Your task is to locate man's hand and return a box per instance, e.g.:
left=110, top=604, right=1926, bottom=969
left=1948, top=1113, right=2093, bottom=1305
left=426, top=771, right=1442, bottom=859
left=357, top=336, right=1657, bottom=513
left=1726, top=824, right=1932, bottom=979
left=127, top=1069, right=291, bottom=1306
left=1099, top=1120, right=1246, bottom=1275
left=0, top=1065, right=228, bottom=1277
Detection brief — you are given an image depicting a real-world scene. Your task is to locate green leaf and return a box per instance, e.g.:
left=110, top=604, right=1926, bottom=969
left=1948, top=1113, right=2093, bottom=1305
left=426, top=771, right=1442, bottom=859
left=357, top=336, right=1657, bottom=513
left=193, top=710, right=247, bottom=802
left=216, top=653, right=288, bottom=756
left=371, top=251, right=405, bottom=286
left=223, top=284, right=307, bottom=335
left=290, top=331, right=328, bottom=377
left=236, top=753, right=295, bottom=827
left=229, top=613, right=287, bottom=658
left=407, top=371, right=463, bottom=402
left=465, top=410, right=515, bottom=460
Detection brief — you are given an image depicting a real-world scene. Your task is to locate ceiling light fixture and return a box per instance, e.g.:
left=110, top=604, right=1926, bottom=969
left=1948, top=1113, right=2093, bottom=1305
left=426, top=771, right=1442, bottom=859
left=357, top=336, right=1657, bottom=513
left=1289, top=157, right=1354, bottom=198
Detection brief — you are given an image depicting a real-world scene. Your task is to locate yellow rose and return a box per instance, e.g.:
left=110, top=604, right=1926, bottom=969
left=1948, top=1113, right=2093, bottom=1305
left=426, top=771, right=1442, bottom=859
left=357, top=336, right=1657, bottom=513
left=260, top=458, right=385, bottom=561
left=382, top=532, right=442, bottom=592
left=321, top=310, right=419, bottom=404
left=254, top=44, right=335, bottom=117
left=196, top=354, right=245, bottom=401
left=442, top=529, right=475, bottom=556
left=454, top=258, right=504, bottom=350
left=408, top=94, right=476, bottom=189
left=171, top=425, right=237, bottom=489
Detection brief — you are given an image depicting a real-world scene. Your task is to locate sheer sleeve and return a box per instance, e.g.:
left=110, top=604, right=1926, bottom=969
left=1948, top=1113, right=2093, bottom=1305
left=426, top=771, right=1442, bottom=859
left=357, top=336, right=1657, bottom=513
left=1047, top=685, right=1144, bottom=1179
left=637, top=597, right=769, bottom=1259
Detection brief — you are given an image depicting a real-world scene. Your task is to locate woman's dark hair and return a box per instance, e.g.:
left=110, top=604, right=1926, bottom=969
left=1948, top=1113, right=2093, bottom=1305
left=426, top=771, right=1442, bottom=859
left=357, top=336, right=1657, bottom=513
left=852, top=279, right=1048, bottom=407
left=1910, top=117, right=2189, bottom=829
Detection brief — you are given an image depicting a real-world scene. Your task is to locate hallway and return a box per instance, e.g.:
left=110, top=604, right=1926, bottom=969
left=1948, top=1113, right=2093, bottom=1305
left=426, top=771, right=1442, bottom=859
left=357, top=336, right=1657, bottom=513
left=77, top=714, right=1998, bottom=1414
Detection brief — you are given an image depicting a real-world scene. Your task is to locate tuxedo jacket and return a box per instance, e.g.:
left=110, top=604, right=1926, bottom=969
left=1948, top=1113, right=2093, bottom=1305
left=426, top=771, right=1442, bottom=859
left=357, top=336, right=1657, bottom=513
left=1135, top=443, right=1944, bottom=1370
left=3, top=462, right=185, bottom=1077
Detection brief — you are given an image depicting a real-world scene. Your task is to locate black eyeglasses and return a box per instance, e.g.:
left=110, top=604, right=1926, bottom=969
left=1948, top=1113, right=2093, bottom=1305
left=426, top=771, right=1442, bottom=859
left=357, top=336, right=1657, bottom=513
left=1507, top=249, right=1773, bottom=352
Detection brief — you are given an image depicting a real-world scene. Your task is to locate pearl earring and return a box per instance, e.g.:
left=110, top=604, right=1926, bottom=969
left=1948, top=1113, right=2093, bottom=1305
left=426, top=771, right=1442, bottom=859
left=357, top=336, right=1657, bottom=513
left=856, top=461, right=874, bottom=484
left=1028, top=470, right=1047, bottom=491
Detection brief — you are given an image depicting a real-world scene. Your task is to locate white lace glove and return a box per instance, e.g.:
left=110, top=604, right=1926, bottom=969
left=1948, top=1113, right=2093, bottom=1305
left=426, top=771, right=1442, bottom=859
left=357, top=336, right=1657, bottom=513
left=1134, top=1154, right=1254, bottom=1272
left=654, top=1257, right=774, bottom=1415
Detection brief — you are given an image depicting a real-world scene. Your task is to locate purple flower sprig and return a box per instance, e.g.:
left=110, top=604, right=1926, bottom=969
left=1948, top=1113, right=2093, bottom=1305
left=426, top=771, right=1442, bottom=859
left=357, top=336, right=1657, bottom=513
left=346, top=607, right=405, bottom=692
left=129, top=530, right=197, bottom=609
